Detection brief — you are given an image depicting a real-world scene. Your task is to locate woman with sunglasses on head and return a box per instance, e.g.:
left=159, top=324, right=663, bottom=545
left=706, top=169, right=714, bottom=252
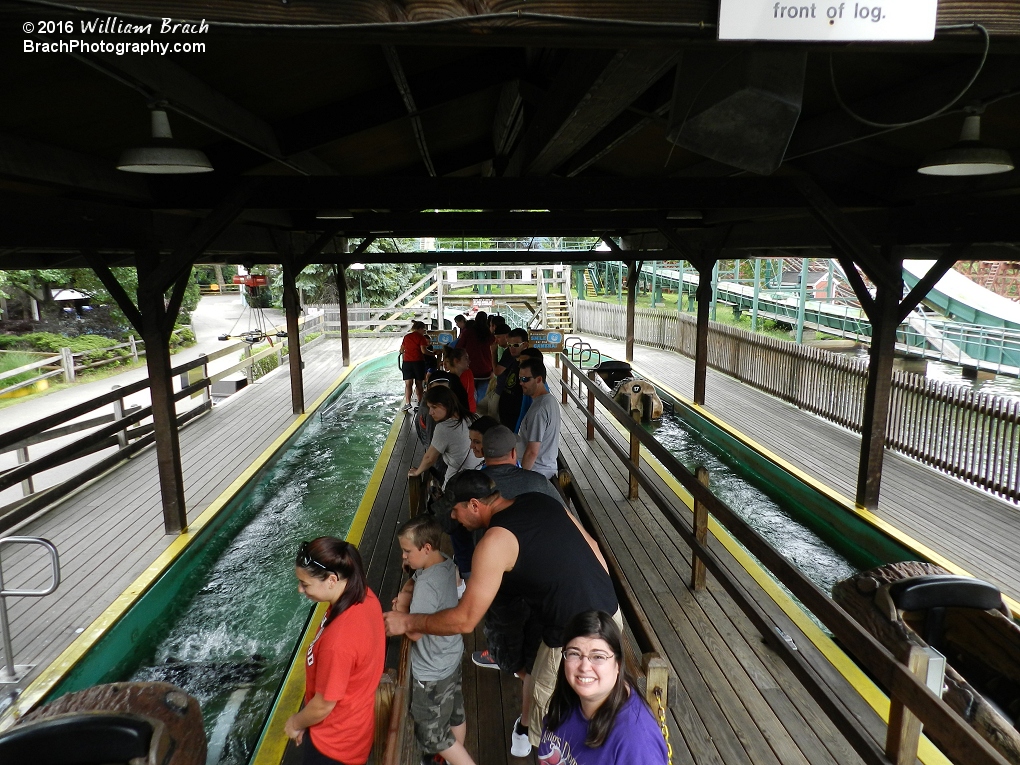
left=286, top=538, right=385, bottom=765
left=537, top=611, right=668, bottom=765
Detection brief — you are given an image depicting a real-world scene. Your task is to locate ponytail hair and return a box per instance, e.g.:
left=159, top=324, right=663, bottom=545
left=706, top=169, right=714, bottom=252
left=296, top=537, right=368, bottom=625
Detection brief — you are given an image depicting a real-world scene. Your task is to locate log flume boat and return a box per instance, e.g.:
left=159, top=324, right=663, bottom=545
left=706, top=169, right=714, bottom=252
left=834, top=561, right=1020, bottom=764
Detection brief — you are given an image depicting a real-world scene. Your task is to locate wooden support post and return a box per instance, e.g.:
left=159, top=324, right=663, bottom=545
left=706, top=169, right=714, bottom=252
left=282, top=254, right=305, bottom=415
left=136, top=256, right=188, bottom=535
left=199, top=355, right=210, bottom=405
left=129, top=334, right=138, bottom=362
left=336, top=258, right=351, bottom=367
left=435, top=266, right=444, bottom=331
left=561, top=358, right=568, bottom=405
left=408, top=474, right=425, bottom=517
left=693, top=261, right=713, bottom=406
left=16, top=447, right=34, bottom=496
left=587, top=372, right=595, bottom=441
left=856, top=260, right=903, bottom=509
left=642, top=652, right=670, bottom=709
left=691, top=466, right=710, bottom=590
left=60, top=347, right=75, bottom=383
left=885, top=645, right=930, bottom=765
left=112, top=385, right=128, bottom=449
left=625, top=260, right=638, bottom=362
left=243, top=345, right=254, bottom=384
left=628, top=410, right=641, bottom=499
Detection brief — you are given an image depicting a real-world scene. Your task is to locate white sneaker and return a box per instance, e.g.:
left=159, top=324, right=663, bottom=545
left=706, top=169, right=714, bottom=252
left=510, top=716, right=531, bottom=757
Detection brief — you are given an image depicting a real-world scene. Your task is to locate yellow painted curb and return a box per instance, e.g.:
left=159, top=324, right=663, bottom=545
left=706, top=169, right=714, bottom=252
left=594, top=387, right=952, bottom=765
left=251, top=411, right=404, bottom=765
left=1, top=352, right=388, bottom=730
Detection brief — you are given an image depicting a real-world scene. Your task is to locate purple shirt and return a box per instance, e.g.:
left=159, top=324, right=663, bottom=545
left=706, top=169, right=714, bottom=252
left=537, top=691, right=668, bottom=765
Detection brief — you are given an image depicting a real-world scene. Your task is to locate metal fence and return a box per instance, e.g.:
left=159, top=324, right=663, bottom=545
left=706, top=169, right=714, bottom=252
left=574, top=300, right=1020, bottom=503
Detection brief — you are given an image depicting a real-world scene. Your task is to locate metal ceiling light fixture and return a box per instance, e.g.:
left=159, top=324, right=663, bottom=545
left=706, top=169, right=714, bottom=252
left=917, top=114, right=1014, bottom=176
left=315, top=209, right=354, bottom=219
left=116, top=109, right=214, bottom=174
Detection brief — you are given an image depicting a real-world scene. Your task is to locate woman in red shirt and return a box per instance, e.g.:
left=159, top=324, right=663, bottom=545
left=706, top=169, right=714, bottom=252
left=456, top=311, right=495, bottom=401
left=286, top=538, right=385, bottom=765
left=401, top=321, right=430, bottom=412
left=444, top=347, right=476, bottom=413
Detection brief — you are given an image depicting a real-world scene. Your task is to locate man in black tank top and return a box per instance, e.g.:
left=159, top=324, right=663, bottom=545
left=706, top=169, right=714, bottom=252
left=384, top=470, right=619, bottom=757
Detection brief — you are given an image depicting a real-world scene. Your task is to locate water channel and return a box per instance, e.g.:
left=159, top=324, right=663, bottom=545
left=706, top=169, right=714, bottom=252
left=128, top=360, right=402, bottom=765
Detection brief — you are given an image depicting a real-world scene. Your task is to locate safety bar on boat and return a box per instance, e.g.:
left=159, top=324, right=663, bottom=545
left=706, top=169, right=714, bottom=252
left=0, top=537, right=60, bottom=684
left=558, top=352, right=1010, bottom=765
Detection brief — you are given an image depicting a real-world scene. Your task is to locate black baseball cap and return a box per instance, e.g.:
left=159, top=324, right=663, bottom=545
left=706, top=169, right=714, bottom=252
left=432, top=471, right=498, bottom=516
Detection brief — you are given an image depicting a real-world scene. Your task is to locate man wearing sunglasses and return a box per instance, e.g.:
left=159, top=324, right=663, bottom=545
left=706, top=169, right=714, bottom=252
left=516, top=358, right=560, bottom=480
left=496, top=328, right=529, bottom=430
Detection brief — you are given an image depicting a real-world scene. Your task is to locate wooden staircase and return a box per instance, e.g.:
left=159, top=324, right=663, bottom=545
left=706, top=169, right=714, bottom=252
left=543, top=293, right=572, bottom=331
left=582, top=270, right=599, bottom=298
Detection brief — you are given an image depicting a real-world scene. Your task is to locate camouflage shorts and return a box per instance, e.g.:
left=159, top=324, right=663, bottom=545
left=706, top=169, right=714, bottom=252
left=410, top=666, right=465, bottom=753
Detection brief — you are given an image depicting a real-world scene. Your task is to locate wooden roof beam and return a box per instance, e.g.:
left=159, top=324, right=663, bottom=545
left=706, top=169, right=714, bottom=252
left=0, top=132, right=150, bottom=201
left=149, top=175, right=843, bottom=210
left=793, top=175, right=898, bottom=290
left=383, top=45, right=435, bottom=177
left=504, top=48, right=679, bottom=177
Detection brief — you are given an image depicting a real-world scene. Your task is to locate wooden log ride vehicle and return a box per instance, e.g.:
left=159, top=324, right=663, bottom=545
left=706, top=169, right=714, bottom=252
left=611, top=378, right=663, bottom=422
left=0, top=681, right=206, bottom=765
left=833, top=561, right=1020, bottom=764
left=591, top=360, right=664, bottom=422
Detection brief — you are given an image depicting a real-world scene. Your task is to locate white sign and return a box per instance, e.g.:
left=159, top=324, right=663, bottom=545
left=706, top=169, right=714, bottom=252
left=719, top=0, right=938, bottom=41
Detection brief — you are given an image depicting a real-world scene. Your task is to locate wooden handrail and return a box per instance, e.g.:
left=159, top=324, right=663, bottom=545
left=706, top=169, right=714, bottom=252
left=558, top=352, right=1009, bottom=765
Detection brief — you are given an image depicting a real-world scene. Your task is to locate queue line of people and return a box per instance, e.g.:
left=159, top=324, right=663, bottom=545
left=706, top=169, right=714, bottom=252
left=285, top=312, right=667, bottom=765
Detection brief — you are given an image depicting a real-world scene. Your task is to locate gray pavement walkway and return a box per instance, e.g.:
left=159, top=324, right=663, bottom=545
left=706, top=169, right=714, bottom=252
left=0, top=296, right=311, bottom=507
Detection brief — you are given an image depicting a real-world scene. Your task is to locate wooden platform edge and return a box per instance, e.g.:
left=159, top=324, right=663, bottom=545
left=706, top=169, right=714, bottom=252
left=0, top=353, right=383, bottom=732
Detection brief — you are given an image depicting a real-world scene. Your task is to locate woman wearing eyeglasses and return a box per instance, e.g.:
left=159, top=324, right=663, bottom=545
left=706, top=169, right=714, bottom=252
left=286, top=539, right=385, bottom=765
left=537, top=611, right=668, bottom=765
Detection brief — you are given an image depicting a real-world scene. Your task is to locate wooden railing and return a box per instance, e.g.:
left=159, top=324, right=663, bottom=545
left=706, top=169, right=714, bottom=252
left=0, top=323, right=324, bottom=532
left=574, top=300, right=1020, bottom=503
left=315, top=304, right=431, bottom=334
left=558, top=352, right=1010, bottom=765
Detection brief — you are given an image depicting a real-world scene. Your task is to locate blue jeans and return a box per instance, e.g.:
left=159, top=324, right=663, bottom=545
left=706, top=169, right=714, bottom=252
left=448, top=522, right=475, bottom=578
left=474, top=378, right=489, bottom=403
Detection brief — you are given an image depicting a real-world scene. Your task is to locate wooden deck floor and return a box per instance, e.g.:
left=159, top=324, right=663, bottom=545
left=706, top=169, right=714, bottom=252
left=347, top=380, right=895, bottom=765
left=1, top=337, right=396, bottom=694
left=354, top=413, right=534, bottom=765
left=572, top=333, right=1020, bottom=606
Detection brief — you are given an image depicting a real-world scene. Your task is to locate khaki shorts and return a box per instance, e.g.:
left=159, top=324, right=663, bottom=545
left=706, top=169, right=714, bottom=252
left=527, top=608, right=623, bottom=746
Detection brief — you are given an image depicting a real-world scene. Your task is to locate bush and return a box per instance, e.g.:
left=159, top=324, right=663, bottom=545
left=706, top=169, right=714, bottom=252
left=0, top=351, right=43, bottom=386
left=0, top=331, right=138, bottom=372
left=170, top=326, right=196, bottom=349
left=243, top=340, right=288, bottom=381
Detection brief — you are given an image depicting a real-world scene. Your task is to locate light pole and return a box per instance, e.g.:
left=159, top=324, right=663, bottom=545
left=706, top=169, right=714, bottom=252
left=349, top=262, right=365, bottom=305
